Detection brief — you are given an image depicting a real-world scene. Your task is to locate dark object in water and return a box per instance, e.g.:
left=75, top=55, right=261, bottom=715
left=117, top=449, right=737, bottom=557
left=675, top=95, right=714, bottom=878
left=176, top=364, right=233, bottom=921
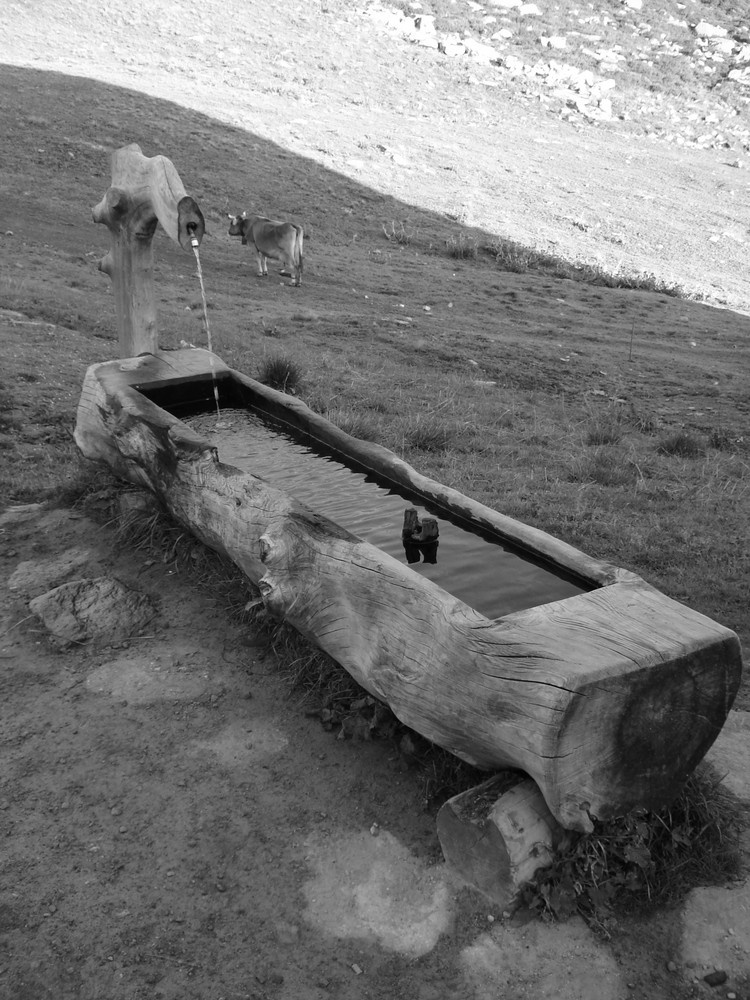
left=402, top=507, right=440, bottom=565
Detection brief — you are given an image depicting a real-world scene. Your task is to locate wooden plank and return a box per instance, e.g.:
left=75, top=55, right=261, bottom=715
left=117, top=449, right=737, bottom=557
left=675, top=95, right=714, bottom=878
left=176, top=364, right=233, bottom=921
left=74, top=354, right=743, bottom=832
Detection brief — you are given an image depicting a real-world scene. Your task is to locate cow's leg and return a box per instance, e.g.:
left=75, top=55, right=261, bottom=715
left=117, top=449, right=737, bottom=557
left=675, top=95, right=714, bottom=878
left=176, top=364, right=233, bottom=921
left=279, top=255, right=294, bottom=281
left=255, top=249, right=266, bottom=277
left=289, top=254, right=301, bottom=286
left=261, top=254, right=269, bottom=276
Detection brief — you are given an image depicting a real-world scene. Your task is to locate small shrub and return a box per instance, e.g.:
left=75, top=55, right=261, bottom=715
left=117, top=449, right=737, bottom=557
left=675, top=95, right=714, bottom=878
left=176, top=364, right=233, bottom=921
left=445, top=233, right=478, bottom=260
left=657, top=431, right=704, bottom=458
left=486, top=239, right=533, bottom=274
left=586, top=420, right=623, bottom=446
left=518, top=769, right=742, bottom=936
left=404, top=416, right=450, bottom=453
left=328, top=409, right=383, bottom=443
left=382, top=220, right=415, bottom=246
left=569, top=448, right=636, bottom=487
left=708, top=427, right=735, bottom=452
left=256, top=354, right=303, bottom=394
left=483, top=238, right=686, bottom=295
left=627, top=405, right=658, bottom=435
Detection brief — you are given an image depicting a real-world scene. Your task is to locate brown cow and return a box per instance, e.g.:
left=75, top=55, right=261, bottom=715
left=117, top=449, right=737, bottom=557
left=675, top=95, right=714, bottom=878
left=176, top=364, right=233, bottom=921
left=228, top=211, right=304, bottom=286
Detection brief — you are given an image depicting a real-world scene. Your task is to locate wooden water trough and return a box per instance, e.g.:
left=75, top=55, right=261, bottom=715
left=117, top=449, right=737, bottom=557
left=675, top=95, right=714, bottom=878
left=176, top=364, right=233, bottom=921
left=75, top=145, right=743, bottom=906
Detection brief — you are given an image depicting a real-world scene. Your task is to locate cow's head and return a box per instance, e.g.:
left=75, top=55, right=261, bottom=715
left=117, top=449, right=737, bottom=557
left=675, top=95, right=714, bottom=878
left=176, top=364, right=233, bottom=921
left=227, top=213, right=244, bottom=237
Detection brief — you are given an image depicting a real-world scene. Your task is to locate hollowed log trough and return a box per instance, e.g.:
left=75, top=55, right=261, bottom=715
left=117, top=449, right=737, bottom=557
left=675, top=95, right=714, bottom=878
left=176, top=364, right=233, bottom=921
left=74, top=348, right=743, bottom=845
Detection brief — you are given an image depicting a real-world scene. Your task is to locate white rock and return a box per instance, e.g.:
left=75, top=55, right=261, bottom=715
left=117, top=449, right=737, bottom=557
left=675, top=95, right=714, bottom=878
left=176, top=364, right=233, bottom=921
left=486, top=0, right=521, bottom=7
left=693, top=21, right=729, bottom=39
left=519, top=2, right=542, bottom=14
left=491, top=28, right=514, bottom=39
left=713, top=38, right=735, bottom=54
left=414, top=14, right=436, bottom=32
left=541, top=35, right=567, bottom=49
left=369, top=9, right=406, bottom=30
left=439, top=40, right=466, bottom=57
left=502, top=54, right=526, bottom=73
left=623, top=0, right=642, bottom=8
left=463, top=38, right=501, bottom=61
left=551, top=87, right=579, bottom=102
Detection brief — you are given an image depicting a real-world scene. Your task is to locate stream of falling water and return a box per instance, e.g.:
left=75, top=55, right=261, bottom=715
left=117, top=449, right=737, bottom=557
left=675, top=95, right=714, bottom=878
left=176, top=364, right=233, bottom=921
left=191, top=241, right=230, bottom=428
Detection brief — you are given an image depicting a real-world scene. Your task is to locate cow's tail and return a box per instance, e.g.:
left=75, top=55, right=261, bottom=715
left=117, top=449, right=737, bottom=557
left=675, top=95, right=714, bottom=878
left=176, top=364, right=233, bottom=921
left=294, top=226, right=304, bottom=284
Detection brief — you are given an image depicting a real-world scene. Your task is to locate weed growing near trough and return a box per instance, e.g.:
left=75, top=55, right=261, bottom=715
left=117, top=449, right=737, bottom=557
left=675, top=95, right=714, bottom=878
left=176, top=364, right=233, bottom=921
left=517, top=769, right=744, bottom=937
left=256, top=353, right=304, bottom=394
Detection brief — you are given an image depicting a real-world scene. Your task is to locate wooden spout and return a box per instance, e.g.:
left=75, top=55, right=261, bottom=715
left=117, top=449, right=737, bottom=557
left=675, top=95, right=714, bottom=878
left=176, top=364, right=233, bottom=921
left=92, top=143, right=205, bottom=357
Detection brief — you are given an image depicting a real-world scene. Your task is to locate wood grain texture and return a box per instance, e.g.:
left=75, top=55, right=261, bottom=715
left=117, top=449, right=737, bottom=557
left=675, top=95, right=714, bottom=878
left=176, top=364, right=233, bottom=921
left=91, top=144, right=204, bottom=356
left=436, top=773, right=573, bottom=907
left=74, top=350, right=744, bottom=831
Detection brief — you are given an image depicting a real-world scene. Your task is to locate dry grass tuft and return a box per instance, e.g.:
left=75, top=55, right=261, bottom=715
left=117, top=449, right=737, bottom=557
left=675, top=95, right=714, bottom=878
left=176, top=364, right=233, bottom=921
left=518, top=768, right=744, bottom=937
left=256, top=354, right=304, bottom=394
left=382, top=220, right=415, bottom=246
left=657, top=430, right=705, bottom=458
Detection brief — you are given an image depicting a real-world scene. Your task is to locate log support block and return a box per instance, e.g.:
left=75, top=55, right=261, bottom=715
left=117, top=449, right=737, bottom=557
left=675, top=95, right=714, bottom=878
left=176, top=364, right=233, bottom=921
left=437, top=773, right=574, bottom=908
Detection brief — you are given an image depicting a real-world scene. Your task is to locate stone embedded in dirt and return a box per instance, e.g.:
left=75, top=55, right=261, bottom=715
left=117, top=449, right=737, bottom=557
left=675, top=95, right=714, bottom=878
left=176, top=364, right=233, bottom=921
left=0, top=503, right=46, bottom=529
left=116, top=489, right=161, bottom=519
left=8, top=548, right=96, bottom=598
left=703, top=969, right=728, bottom=986
left=29, top=577, right=155, bottom=647
left=694, top=22, right=729, bottom=39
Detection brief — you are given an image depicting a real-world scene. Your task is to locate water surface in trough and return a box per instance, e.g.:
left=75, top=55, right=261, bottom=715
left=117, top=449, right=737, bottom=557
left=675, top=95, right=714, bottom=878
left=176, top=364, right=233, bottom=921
left=186, top=409, right=588, bottom=620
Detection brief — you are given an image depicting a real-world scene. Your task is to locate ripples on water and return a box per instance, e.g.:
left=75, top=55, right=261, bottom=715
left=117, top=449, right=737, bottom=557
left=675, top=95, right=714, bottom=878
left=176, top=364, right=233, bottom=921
left=187, top=409, right=587, bottom=621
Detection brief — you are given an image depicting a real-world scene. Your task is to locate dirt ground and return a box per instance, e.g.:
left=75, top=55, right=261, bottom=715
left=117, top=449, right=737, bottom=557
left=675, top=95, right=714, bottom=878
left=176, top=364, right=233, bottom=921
left=0, top=496, right=714, bottom=1000
left=2, top=0, right=749, bottom=998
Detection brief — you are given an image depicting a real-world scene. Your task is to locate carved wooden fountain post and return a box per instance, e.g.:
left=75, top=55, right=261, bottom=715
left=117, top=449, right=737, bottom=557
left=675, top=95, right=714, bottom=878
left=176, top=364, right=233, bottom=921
left=92, top=143, right=205, bottom=357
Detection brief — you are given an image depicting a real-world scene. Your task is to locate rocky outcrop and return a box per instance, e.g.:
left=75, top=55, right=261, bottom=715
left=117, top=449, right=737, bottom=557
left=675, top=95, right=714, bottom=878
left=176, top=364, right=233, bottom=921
left=365, top=3, right=750, bottom=149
